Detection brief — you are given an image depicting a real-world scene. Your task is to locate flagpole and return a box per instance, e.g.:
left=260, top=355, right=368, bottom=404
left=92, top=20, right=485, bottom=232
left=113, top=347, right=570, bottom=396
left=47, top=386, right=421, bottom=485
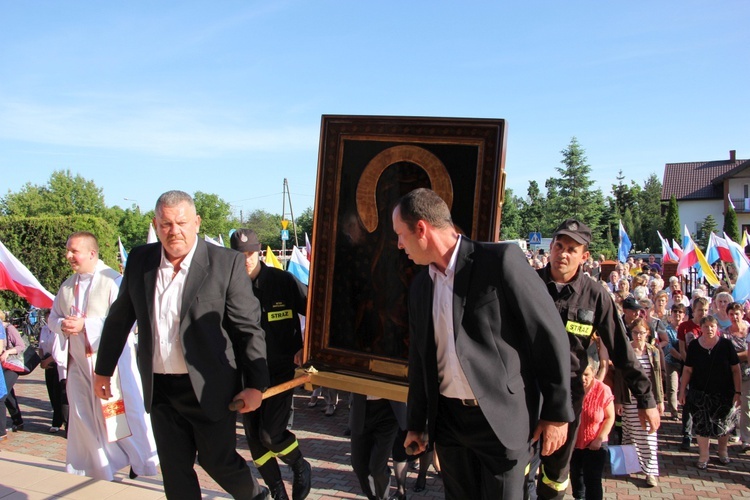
left=720, top=260, right=730, bottom=289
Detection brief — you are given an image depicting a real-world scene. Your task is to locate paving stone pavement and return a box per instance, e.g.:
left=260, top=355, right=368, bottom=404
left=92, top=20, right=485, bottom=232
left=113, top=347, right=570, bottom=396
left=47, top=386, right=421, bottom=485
left=2, top=369, right=750, bottom=498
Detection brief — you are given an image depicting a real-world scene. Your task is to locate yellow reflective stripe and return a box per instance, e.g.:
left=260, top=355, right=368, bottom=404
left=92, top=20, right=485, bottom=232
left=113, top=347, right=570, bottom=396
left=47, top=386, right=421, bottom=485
left=254, top=450, right=276, bottom=466
left=276, top=439, right=300, bottom=458
left=524, top=462, right=531, bottom=476
left=268, top=309, right=293, bottom=322
left=541, top=465, right=569, bottom=491
left=565, top=320, right=593, bottom=338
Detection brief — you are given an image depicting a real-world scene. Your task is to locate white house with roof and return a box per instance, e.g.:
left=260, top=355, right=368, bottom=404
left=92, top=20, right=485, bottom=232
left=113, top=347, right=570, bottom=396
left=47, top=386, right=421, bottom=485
left=661, top=150, right=750, bottom=238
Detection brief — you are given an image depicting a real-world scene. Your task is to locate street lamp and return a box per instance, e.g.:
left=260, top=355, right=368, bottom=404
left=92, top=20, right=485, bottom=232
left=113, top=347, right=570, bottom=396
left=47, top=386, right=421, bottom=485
left=124, top=198, right=140, bottom=212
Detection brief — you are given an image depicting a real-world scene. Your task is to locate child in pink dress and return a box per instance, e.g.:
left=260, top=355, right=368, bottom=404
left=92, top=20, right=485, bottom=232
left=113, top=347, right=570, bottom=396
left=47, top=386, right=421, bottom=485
left=570, top=358, right=615, bottom=500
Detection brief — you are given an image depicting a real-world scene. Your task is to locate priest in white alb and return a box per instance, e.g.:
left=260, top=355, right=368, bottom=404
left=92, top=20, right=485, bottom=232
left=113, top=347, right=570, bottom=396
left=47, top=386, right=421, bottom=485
left=49, top=231, right=158, bottom=481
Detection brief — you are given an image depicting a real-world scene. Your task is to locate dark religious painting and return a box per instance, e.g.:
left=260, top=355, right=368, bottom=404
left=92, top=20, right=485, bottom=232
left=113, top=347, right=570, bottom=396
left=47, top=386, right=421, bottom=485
left=305, top=115, right=507, bottom=386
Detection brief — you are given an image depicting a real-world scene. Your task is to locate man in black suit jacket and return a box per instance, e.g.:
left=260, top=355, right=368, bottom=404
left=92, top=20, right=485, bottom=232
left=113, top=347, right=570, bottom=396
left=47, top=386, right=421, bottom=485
left=93, top=190, right=270, bottom=500
left=393, top=188, right=574, bottom=500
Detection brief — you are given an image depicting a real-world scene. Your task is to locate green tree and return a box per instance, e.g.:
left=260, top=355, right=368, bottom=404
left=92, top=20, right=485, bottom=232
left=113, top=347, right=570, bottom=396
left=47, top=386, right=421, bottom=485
left=551, top=137, right=607, bottom=252
left=520, top=181, right=547, bottom=237
left=110, top=205, right=153, bottom=250
left=637, top=174, right=665, bottom=252
left=611, top=170, right=638, bottom=216
left=724, top=204, right=740, bottom=242
left=622, top=208, right=636, bottom=253
left=664, top=195, right=681, bottom=243
left=244, top=209, right=283, bottom=250
left=295, top=207, right=314, bottom=243
left=696, top=215, right=718, bottom=250
left=194, top=191, right=233, bottom=243
left=0, top=170, right=107, bottom=217
left=499, top=188, right=522, bottom=240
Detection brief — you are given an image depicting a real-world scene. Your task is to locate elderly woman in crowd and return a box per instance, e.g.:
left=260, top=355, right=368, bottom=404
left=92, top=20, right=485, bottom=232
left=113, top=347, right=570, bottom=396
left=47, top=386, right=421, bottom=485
left=679, top=315, right=741, bottom=469
left=632, top=274, right=649, bottom=291
left=652, top=290, right=670, bottom=323
left=632, top=286, right=649, bottom=301
left=712, top=292, right=734, bottom=331
left=0, top=310, right=25, bottom=434
left=648, top=276, right=664, bottom=297
left=615, top=317, right=664, bottom=488
left=668, top=287, right=689, bottom=309
left=722, top=302, right=750, bottom=450
left=618, top=279, right=631, bottom=297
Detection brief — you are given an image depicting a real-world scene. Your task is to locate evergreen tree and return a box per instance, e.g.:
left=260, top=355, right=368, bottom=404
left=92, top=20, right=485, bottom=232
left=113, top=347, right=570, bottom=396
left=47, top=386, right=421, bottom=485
left=552, top=137, right=606, bottom=250
left=520, top=181, right=547, bottom=236
left=665, top=195, right=681, bottom=243
left=499, top=188, right=522, bottom=240
left=622, top=208, right=636, bottom=251
left=696, top=215, right=718, bottom=250
left=724, top=204, right=740, bottom=242
left=611, top=170, right=638, bottom=215
left=637, top=174, right=665, bottom=252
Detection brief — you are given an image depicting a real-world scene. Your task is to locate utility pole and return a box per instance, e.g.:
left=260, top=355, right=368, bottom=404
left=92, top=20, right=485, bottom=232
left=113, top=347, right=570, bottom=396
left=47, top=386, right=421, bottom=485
left=280, top=178, right=299, bottom=269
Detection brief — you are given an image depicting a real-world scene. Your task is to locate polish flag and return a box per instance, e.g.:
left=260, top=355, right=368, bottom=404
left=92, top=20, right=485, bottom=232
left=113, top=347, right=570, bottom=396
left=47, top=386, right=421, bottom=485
left=677, top=230, right=720, bottom=287
left=305, top=233, right=312, bottom=262
left=657, top=231, right=679, bottom=262
left=672, top=239, right=683, bottom=260
left=0, top=239, right=54, bottom=308
left=705, top=232, right=733, bottom=264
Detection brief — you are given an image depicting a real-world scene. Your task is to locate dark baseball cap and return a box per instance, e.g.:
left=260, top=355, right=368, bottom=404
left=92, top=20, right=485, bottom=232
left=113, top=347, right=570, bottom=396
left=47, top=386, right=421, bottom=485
left=552, top=219, right=592, bottom=246
left=230, top=229, right=261, bottom=253
left=622, top=296, right=644, bottom=311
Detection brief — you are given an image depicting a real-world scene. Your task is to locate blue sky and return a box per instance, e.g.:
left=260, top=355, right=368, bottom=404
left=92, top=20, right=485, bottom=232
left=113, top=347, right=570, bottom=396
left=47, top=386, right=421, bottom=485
left=1, top=1, right=748, bottom=218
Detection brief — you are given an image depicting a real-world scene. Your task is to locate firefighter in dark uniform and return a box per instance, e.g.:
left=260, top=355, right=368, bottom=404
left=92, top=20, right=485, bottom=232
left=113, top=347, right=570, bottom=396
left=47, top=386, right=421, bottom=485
left=230, top=229, right=311, bottom=500
left=526, top=219, right=660, bottom=499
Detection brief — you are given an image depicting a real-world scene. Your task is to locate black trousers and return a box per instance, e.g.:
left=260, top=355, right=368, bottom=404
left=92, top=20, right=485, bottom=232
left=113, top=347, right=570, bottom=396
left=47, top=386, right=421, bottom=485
left=436, top=396, right=531, bottom=500
left=151, top=374, right=265, bottom=500
left=569, top=447, right=608, bottom=500
left=350, top=398, right=399, bottom=500
left=44, top=366, right=65, bottom=428
left=527, top=381, right=584, bottom=500
left=2, top=369, right=23, bottom=427
left=242, top=386, right=298, bottom=486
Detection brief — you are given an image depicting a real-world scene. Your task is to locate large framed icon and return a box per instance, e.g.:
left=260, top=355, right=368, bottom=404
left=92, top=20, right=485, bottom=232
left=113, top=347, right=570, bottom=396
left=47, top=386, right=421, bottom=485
left=304, top=115, right=507, bottom=392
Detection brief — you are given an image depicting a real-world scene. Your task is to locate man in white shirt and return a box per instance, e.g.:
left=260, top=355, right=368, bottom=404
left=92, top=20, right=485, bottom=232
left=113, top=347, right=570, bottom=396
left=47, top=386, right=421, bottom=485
left=94, top=191, right=270, bottom=499
left=393, top=188, right=573, bottom=500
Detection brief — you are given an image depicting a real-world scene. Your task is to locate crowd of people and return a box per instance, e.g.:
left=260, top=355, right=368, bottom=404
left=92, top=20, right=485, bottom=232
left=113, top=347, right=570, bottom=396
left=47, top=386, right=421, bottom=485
left=526, top=243, right=748, bottom=496
left=1, top=188, right=747, bottom=500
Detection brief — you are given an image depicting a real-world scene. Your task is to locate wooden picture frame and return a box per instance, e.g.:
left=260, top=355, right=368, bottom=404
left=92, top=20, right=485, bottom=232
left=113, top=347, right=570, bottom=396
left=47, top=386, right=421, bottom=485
left=305, top=115, right=507, bottom=387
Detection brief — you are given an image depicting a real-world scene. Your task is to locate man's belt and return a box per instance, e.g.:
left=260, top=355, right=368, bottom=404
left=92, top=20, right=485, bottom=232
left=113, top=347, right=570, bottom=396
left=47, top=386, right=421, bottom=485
left=442, top=395, right=479, bottom=407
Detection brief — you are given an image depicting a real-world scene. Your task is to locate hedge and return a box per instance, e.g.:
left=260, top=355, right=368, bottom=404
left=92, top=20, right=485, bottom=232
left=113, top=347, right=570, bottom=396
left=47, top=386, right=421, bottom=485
left=0, top=215, right=118, bottom=311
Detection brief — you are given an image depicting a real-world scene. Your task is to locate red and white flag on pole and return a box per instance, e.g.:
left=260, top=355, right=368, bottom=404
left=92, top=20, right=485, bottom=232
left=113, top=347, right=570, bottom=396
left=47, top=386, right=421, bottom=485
left=0, top=239, right=54, bottom=308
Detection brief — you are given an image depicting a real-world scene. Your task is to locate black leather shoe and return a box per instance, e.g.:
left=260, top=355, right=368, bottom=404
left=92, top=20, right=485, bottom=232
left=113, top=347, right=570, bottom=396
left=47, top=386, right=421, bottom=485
left=291, top=457, right=312, bottom=500
left=413, top=478, right=425, bottom=492
left=254, top=486, right=270, bottom=500
left=270, top=481, right=289, bottom=500
left=681, top=437, right=692, bottom=451
left=129, top=467, right=138, bottom=479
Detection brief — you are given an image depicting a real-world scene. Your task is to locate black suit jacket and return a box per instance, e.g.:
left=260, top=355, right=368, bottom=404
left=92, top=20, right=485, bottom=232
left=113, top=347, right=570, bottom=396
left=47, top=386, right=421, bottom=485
left=95, top=239, right=269, bottom=422
left=407, top=238, right=574, bottom=450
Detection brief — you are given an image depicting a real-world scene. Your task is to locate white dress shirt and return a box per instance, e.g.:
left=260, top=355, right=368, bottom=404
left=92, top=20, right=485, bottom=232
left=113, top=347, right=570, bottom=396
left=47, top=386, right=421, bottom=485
left=429, top=235, right=476, bottom=400
left=152, top=238, right=199, bottom=374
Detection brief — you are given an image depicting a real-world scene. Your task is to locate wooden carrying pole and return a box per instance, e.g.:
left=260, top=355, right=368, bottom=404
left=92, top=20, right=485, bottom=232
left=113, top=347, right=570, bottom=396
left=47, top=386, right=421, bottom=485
left=228, top=373, right=312, bottom=411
